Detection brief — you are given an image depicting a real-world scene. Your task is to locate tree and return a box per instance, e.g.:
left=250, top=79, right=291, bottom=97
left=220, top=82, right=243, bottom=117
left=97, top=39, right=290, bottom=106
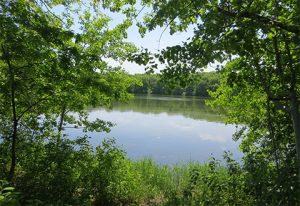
left=0, top=0, right=70, bottom=180
left=0, top=0, right=138, bottom=181
left=127, top=0, right=300, bottom=195
left=208, top=60, right=299, bottom=204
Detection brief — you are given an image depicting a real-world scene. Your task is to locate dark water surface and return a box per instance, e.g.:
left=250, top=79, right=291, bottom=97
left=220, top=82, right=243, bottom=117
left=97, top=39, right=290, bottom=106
left=68, top=94, right=242, bottom=164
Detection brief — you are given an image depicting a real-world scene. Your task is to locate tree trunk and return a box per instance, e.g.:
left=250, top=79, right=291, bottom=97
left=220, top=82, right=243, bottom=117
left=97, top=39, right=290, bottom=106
left=2, top=45, right=18, bottom=182
left=57, top=104, right=66, bottom=144
left=8, top=55, right=17, bottom=182
left=284, top=37, right=300, bottom=193
left=290, top=90, right=300, bottom=189
left=8, top=114, right=17, bottom=182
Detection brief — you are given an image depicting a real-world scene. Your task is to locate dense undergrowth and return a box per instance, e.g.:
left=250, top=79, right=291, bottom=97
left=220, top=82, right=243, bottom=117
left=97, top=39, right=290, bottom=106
left=0, top=137, right=251, bottom=206
left=0, top=136, right=282, bottom=206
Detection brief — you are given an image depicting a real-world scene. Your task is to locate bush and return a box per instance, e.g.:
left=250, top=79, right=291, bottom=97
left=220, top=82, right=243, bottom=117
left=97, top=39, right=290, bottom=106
left=91, top=138, right=144, bottom=206
left=15, top=136, right=93, bottom=205
left=0, top=180, right=20, bottom=206
left=1, top=136, right=255, bottom=206
left=134, top=154, right=253, bottom=206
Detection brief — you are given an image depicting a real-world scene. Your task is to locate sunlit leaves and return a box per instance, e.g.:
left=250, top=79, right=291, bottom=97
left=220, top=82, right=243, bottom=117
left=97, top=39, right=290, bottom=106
left=0, top=0, right=141, bottom=181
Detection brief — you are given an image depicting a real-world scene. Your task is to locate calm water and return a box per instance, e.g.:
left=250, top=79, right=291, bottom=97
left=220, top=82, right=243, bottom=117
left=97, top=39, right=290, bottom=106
left=68, top=94, right=241, bottom=164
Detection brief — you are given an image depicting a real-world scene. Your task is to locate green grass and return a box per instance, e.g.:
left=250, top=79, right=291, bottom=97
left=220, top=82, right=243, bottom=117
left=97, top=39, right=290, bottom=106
left=1, top=139, right=253, bottom=206
left=131, top=158, right=252, bottom=206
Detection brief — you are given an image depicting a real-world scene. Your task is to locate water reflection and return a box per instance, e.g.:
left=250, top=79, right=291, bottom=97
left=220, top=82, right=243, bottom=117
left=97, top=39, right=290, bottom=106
left=70, top=94, right=241, bottom=164
left=87, top=94, right=224, bottom=122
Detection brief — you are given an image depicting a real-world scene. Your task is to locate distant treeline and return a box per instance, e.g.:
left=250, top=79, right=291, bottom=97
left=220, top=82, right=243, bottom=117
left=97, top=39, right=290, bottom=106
left=127, top=72, right=220, bottom=97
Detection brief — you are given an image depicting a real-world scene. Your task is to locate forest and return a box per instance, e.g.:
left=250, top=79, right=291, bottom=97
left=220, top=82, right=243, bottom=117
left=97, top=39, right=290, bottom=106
left=1, top=0, right=300, bottom=205
left=127, top=72, right=220, bottom=97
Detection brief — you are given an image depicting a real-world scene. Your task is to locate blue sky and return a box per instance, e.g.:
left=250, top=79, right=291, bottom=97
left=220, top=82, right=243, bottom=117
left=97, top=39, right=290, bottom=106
left=53, top=4, right=196, bottom=74
left=117, top=27, right=194, bottom=74
left=104, top=9, right=194, bottom=74
left=104, top=9, right=218, bottom=73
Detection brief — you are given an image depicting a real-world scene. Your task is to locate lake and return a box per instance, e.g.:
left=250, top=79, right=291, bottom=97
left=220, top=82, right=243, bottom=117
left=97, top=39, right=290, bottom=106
left=68, top=94, right=242, bottom=164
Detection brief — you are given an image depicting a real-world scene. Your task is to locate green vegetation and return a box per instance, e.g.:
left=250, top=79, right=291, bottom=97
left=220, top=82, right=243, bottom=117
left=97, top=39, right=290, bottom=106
left=0, top=0, right=137, bottom=182
left=132, top=0, right=300, bottom=204
left=1, top=137, right=252, bottom=206
left=127, top=72, right=220, bottom=97
left=1, top=0, right=300, bottom=205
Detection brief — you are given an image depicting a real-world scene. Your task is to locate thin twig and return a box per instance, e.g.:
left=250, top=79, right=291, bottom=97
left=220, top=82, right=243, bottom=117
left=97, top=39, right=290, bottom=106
left=39, top=0, right=68, bottom=27
left=157, top=0, right=194, bottom=50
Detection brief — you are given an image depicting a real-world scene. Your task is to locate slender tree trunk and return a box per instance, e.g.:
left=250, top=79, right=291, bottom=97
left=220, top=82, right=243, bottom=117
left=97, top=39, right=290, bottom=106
left=290, top=91, right=300, bottom=184
left=58, top=105, right=66, bottom=132
left=2, top=45, right=18, bottom=182
left=8, top=55, right=17, bottom=182
left=289, top=72, right=300, bottom=193
left=266, top=99, right=280, bottom=172
left=284, top=37, right=300, bottom=192
left=8, top=111, right=17, bottom=182
left=57, top=104, right=66, bottom=143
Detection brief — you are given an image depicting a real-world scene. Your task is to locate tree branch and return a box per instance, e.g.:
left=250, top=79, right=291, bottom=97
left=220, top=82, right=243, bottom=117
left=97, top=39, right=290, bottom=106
left=217, top=7, right=300, bottom=34
left=253, top=57, right=290, bottom=113
left=157, top=0, right=194, bottom=50
left=16, top=95, right=52, bottom=122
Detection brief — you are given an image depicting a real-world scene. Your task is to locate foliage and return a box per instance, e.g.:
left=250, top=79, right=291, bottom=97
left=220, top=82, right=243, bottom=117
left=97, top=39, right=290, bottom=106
left=0, top=0, right=139, bottom=181
left=15, top=137, right=93, bottom=205
left=133, top=154, right=252, bottom=206
left=91, top=138, right=144, bottom=206
left=1, top=0, right=299, bottom=205
left=134, top=158, right=180, bottom=205
left=0, top=180, right=20, bottom=206
left=12, top=137, right=145, bottom=206
left=208, top=61, right=299, bottom=204
left=125, top=0, right=300, bottom=203
left=1, top=135, right=254, bottom=206
left=128, top=72, right=220, bottom=97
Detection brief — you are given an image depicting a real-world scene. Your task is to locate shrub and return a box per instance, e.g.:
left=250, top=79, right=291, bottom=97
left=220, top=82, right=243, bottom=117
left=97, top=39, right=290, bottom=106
left=0, top=180, right=20, bottom=206
left=15, top=136, right=93, bottom=205
left=91, top=138, right=144, bottom=206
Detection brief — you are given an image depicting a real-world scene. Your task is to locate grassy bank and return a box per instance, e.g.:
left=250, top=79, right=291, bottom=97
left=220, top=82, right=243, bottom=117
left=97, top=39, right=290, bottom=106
left=1, top=138, right=253, bottom=206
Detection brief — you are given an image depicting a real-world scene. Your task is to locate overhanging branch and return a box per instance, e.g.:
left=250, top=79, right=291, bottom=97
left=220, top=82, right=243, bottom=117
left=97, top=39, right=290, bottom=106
left=217, top=7, right=300, bottom=34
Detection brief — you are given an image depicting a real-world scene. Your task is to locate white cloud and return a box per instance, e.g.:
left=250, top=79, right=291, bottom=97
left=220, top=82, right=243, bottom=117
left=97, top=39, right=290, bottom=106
left=168, top=122, right=197, bottom=131
left=199, top=133, right=227, bottom=143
